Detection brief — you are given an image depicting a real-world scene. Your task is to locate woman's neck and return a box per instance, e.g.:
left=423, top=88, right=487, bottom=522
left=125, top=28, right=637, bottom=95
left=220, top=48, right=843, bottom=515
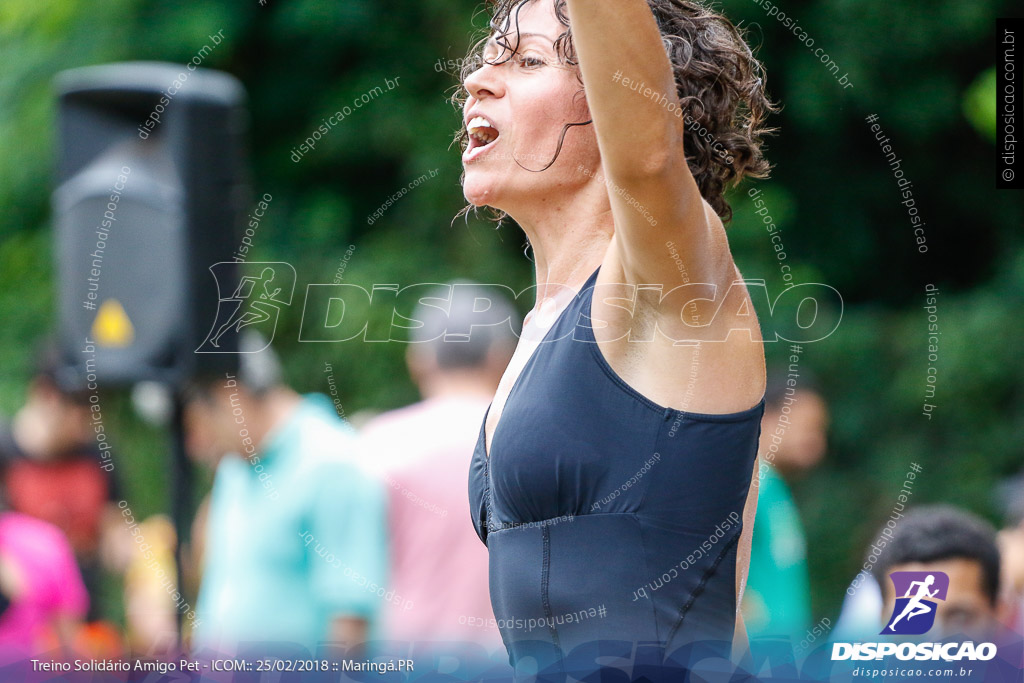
left=506, top=182, right=614, bottom=305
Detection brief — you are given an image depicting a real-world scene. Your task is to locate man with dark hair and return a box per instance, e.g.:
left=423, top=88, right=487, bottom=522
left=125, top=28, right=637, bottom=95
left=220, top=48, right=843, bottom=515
left=186, top=334, right=387, bottom=653
left=872, top=505, right=1003, bottom=638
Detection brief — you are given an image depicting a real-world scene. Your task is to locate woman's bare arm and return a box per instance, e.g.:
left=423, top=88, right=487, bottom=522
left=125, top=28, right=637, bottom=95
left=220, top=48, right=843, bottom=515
left=733, top=460, right=760, bottom=658
left=564, top=0, right=730, bottom=291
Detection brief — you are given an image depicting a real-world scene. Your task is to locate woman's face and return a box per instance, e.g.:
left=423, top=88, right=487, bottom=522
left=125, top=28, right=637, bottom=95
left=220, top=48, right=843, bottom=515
left=461, top=0, right=599, bottom=212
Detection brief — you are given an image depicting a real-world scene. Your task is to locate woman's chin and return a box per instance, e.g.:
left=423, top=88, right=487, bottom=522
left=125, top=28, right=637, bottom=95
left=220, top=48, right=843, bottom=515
left=462, top=177, right=501, bottom=208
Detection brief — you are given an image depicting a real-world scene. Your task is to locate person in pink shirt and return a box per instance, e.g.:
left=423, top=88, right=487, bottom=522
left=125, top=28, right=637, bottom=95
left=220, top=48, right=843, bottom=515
left=0, top=510, right=88, bottom=655
left=359, top=282, right=518, bottom=652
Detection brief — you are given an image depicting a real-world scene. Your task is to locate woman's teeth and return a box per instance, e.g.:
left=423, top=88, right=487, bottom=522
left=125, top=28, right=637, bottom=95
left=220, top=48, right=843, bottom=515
left=467, top=116, right=498, bottom=145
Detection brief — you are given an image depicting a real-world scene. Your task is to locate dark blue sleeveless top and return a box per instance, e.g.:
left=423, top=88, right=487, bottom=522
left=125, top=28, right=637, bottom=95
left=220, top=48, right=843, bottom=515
left=468, top=267, right=765, bottom=673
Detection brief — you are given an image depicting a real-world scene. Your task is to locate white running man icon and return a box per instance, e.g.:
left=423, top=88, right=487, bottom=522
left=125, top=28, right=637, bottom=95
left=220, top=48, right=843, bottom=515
left=887, top=574, right=939, bottom=632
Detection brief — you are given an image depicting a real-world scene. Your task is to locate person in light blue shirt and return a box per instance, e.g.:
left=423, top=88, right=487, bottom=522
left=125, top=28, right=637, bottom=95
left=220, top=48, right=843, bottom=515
left=186, top=339, right=387, bottom=655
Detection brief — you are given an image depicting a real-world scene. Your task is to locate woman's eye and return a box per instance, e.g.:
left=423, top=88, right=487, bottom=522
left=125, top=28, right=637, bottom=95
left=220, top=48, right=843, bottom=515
left=515, top=54, right=544, bottom=68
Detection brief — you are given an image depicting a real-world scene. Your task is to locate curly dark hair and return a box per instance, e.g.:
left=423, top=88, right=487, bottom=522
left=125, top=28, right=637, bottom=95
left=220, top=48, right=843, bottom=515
left=453, top=0, right=776, bottom=222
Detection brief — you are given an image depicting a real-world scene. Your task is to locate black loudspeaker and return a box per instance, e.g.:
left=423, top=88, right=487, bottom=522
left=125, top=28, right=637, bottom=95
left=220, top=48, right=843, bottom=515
left=53, top=62, right=248, bottom=388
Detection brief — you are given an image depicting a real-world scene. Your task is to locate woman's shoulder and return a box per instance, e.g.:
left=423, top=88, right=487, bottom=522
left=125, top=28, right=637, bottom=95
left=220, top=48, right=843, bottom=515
left=590, top=229, right=766, bottom=414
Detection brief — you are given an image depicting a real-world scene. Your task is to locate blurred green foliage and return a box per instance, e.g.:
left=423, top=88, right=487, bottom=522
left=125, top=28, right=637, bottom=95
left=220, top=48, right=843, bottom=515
left=0, top=0, right=1021, bottom=627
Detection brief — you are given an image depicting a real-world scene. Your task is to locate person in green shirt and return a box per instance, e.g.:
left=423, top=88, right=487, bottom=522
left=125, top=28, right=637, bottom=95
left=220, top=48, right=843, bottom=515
left=742, top=376, right=829, bottom=642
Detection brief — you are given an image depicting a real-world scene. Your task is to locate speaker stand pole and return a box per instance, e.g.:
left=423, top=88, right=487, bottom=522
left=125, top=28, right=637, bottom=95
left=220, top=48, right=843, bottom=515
left=169, top=390, right=192, bottom=650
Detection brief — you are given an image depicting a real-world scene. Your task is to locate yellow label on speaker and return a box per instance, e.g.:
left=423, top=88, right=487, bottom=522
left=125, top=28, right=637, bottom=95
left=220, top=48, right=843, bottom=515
left=92, top=299, right=135, bottom=347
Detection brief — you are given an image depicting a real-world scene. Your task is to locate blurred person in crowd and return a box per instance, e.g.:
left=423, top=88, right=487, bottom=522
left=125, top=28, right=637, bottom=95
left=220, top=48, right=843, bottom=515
left=834, top=570, right=884, bottom=641
left=104, top=507, right=180, bottom=655
left=743, top=375, right=829, bottom=641
left=0, top=346, right=121, bottom=624
left=359, top=282, right=518, bottom=649
left=0, top=502, right=88, bottom=656
left=994, top=474, right=1024, bottom=634
left=185, top=334, right=387, bottom=654
left=871, top=505, right=1004, bottom=639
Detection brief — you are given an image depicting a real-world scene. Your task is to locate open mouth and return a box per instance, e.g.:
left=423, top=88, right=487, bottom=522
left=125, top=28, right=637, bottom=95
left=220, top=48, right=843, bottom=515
left=466, top=116, right=500, bottom=156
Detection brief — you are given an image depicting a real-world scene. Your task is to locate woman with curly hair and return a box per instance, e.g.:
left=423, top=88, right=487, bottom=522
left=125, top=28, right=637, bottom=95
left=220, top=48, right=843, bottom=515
left=463, top=0, right=775, bottom=671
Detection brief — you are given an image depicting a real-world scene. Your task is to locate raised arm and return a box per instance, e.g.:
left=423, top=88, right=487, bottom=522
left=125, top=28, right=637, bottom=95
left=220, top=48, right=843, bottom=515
left=565, top=0, right=728, bottom=290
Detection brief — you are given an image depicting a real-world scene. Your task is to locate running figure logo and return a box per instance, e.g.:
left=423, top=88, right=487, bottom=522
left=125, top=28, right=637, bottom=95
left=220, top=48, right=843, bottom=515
left=197, top=262, right=296, bottom=353
left=882, top=571, right=949, bottom=635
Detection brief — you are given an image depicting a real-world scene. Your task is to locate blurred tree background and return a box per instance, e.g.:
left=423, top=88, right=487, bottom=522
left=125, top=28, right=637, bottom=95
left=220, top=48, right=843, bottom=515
left=0, top=0, right=1021, bottom=628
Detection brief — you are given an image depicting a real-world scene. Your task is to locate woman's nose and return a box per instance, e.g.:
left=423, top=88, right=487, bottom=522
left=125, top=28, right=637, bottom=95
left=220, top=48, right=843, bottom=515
left=463, top=62, right=504, bottom=102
